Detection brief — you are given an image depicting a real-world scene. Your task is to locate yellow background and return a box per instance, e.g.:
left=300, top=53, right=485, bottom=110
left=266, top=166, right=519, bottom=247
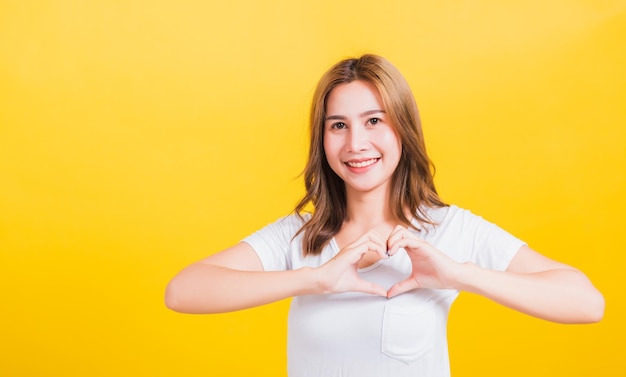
left=1, top=1, right=625, bottom=376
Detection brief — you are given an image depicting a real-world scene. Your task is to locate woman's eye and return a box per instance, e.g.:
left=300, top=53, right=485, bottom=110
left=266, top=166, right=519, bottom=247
left=368, top=118, right=380, bottom=125
left=332, top=122, right=347, bottom=129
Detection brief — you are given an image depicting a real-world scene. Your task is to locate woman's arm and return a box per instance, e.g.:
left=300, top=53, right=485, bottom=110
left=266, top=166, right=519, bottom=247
left=386, top=227, right=605, bottom=324
left=165, top=231, right=389, bottom=314
left=455, top=245, right=605, bottom=323
left=164, top=242, right=318, bottom=313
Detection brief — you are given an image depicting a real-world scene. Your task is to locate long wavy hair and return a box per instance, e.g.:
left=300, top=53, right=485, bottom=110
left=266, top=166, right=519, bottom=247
left=294, top=54, right=446, bottom=256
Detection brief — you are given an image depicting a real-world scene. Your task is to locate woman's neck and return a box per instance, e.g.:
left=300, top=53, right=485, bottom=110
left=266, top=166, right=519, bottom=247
left=332, top=186, right=398, bottom=254
left=344, top=186, right=394, bottom=230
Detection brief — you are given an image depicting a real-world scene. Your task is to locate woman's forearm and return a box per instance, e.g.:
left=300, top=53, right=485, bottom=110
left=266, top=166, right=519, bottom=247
left=455, top=263, right=605, bottom=324
left=165, top=263, right=318, bottom=314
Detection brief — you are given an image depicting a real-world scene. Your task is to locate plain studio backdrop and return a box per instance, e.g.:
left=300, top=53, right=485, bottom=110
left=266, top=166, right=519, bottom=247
left=1, top=1, right=624, bottom=376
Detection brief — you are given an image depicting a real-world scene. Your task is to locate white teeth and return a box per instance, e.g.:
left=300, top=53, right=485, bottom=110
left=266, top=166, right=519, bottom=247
left=346, top=158, right=378, bottom=168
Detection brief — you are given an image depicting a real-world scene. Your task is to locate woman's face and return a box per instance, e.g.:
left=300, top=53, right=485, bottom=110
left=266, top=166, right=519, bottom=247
left=323, top=80, right=402, bottom=196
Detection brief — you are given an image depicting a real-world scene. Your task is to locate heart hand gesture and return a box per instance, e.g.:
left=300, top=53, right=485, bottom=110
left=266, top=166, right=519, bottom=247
left=316, top=230, right=388, bottom=297
left=386, top=225, right=462, bottom=298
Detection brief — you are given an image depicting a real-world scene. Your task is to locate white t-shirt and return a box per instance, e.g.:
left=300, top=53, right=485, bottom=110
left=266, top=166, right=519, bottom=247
left=243, top=205, right=525, bottom=377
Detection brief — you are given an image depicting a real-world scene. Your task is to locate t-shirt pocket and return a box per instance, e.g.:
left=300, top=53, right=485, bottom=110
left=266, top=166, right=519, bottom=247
left=381, top=299, right=435, bottom=364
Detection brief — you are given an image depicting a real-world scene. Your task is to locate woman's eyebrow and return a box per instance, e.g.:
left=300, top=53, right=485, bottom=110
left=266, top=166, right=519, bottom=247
left=360, top=109, right=385, bottom=117
left=325, top=110, right=386, bottom=121
left=325, top=114, right=347, bottom=121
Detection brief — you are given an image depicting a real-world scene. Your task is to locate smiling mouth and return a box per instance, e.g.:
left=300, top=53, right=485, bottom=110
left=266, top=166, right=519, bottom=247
left=345, top=158, right=380, bottom=168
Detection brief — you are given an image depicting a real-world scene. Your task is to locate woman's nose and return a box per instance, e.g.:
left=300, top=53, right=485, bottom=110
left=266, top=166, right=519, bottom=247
left=348, top=126, right=368, bottom=152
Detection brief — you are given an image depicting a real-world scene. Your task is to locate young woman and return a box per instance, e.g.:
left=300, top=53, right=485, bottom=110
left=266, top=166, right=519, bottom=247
left=165, top=54, right=604, bottom=376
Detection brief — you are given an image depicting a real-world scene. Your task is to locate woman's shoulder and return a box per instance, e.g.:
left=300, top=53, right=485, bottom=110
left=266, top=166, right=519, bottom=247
left=422, top=204, right=512, bottom=240
left=278, top=211, right=311, bottom=226
left=253, top=212, right=310, bottom=237
left=420, top=204, right=484, bottom=229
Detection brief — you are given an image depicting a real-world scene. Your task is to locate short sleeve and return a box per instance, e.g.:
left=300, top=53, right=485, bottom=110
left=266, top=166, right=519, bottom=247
left=241, top=215, right=305, bottom=271
left=467, top=216, right=526, bottom=271
left=427, top=206, right=526, bottom=271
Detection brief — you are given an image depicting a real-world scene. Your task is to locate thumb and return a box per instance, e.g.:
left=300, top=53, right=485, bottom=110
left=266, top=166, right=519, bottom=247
left=387, top=278, right=419, bottom=299
left=353, top=278, right=387, bottom=297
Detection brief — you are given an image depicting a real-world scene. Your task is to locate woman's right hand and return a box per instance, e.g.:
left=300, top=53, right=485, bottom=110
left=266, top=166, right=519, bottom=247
left=314, top=230, right=388, bottom=297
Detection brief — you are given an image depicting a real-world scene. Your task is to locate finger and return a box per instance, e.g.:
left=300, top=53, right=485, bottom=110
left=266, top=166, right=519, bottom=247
left=388, top=232, right=427, bottom=257
left=364, top=240, right=387, bottom=260
left=367, top=231, right=389, bottom=259
left=347, top=229, right=385, bottom=252
left=368, top=229, right=387, bottom=246
left=337, top=240, right=386, bottom=265
left=385, top=226, right=403, bottom=255
left=386, top=225, right=405, bottom=245
left=387, top=277, right=420, bottom=298
left=387, top=226, right=416, bottom=256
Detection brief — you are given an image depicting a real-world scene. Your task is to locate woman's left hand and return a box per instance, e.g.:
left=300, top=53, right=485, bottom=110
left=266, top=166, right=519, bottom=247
left=386, top=225, right=462, bottom=298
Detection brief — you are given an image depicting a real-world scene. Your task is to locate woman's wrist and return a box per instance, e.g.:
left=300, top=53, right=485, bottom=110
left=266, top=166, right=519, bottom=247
left=450, top=261, right=481, bottom=292
left=294, top=266, right=325, bottom=296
